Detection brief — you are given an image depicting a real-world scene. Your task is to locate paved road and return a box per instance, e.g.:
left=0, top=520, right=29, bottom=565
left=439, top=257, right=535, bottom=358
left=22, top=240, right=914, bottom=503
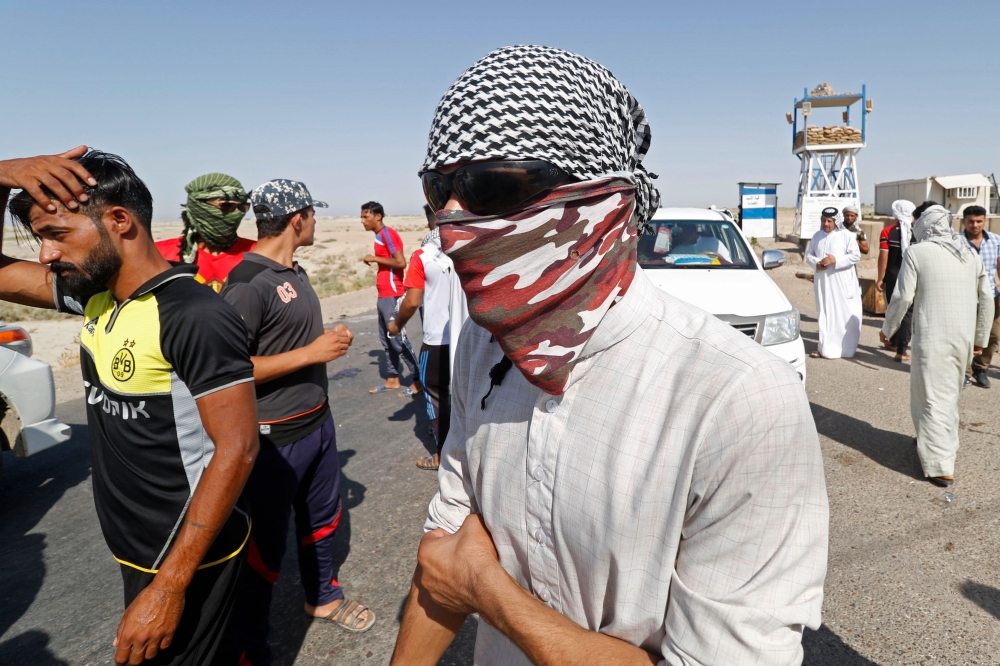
left=2, top=258, right=999, bottom=665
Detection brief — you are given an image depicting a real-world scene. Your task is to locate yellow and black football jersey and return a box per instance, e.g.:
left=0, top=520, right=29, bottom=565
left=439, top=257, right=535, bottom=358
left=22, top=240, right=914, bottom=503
left=57, top=265, right=255, bottom=573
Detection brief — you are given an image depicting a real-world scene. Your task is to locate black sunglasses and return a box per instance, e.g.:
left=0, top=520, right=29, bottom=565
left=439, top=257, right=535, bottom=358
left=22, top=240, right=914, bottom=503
left=421, top=160, right=572, bottom=217
left=214, top=201, right=250, bottom=214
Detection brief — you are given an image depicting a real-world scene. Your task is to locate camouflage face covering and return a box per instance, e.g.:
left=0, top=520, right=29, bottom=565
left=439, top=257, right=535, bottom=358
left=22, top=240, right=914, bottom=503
left=439, top=176, right=638, bottom=395
left=181, top=173, right=248, bottom=261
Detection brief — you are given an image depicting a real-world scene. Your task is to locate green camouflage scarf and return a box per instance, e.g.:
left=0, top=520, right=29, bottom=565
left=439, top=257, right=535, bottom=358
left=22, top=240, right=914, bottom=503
left=180, top=173, right=248, bottom=262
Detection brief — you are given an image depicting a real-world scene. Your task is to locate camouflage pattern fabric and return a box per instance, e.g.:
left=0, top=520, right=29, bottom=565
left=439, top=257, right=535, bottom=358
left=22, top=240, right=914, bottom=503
left=249, top=179, right=328, bottom=220
left=439, top=176, right=638, bottom=395
left=181, top=173, right=248, bottom=261
left=421, top=45, right=660, bottom=226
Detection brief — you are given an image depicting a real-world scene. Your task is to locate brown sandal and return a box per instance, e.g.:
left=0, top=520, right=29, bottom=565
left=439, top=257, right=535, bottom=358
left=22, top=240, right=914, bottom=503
left=417, top=454, right=440, bottom=471
left=318, top=599, right=376, bottom=633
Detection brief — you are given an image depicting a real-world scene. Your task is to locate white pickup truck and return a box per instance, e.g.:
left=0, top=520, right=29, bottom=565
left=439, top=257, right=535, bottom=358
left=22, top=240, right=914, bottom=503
left=0, top=323, right=72, bottom=474
left=639, top=207, right=807, bottom=383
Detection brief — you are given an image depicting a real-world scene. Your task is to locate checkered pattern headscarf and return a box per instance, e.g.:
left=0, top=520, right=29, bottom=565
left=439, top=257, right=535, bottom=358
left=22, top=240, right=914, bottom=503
left=421, top=45, right=660, bottom=225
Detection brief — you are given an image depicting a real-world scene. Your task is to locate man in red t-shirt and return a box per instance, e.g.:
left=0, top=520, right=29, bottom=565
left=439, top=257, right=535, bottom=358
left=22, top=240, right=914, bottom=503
left=155, top=173, right=256, bottom=292
left=361, top=201, right=421, bottom=395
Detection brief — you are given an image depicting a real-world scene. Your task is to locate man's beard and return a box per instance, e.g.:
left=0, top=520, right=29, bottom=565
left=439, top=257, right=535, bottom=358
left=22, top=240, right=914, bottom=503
left=50, top=228, right=122, bottom=300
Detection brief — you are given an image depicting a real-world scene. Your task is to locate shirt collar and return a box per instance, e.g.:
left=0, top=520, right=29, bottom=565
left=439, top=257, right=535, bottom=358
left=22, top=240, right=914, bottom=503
left=964, top=230, right=994, bottom=248
left=243, top=251, right=299, bottom=273
left=127, top=264, right=198, bottom=301
left=579, top=265, right=654, bottom=361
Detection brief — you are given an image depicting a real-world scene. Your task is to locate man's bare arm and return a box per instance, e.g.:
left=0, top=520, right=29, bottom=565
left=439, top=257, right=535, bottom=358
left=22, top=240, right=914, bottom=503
left=391, top=516, right=657, bottom=666
left=387, top=288, right=422, bottom=337
left=875, top=249, right=889, bottom=291
left=391, top=575, right=468, bottom=665
left=251, top=325, right=353, bottom=384
left=113, top=382, right=259, bottom=665
left=0, top=148, right=96, bottom=308
left=363, top=250, right=406, bottom=270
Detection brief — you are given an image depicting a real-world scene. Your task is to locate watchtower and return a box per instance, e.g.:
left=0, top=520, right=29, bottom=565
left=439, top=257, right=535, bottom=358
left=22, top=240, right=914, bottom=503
left=788, top=83, right=872, bottom=240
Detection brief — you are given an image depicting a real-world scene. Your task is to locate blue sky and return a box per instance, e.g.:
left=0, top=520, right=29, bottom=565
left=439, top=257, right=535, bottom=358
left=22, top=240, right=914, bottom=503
left=2, top=0, right=996, bottom=220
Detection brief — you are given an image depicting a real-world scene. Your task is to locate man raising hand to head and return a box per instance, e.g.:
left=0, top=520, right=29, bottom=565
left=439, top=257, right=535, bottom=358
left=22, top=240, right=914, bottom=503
left=0, top=147, right=259, bottom=666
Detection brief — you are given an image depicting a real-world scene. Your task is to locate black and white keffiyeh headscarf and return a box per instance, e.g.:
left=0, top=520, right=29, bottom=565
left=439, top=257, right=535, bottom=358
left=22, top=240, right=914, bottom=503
left=421, top=44, right=661, bottom=226
left=914, top=205, right=974, bottom=262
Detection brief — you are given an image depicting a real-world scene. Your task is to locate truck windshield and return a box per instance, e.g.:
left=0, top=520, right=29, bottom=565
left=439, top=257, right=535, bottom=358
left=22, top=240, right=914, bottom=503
left=637, top=220, right=755, bottom=269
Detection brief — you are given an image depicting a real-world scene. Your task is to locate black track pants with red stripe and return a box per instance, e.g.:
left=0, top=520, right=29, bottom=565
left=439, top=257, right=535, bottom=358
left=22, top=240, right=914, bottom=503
left=231, top=415, right=344, bottom=666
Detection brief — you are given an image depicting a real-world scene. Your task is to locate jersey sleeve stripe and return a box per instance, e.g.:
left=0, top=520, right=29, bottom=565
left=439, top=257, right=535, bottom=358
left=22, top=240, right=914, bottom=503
left=189, top=374, right=255, bottom=400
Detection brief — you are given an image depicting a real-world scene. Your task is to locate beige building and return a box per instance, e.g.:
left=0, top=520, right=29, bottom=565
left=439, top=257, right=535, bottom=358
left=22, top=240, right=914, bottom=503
left=875, top=174, right=993, bottom=218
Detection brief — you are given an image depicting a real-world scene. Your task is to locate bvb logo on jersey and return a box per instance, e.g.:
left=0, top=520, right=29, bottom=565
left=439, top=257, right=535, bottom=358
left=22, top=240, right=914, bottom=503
left=111, top=348, right=136, bottom=382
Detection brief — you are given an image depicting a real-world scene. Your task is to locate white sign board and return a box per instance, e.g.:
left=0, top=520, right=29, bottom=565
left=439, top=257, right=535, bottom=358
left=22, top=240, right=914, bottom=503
left=741, top=193, right=777, bottom=208
left=800, top=196, right=858, bottom=240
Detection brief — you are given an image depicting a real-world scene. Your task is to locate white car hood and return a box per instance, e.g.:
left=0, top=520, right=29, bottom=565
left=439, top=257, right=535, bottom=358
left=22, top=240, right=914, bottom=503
left=643, top=268, right=792, bottom=318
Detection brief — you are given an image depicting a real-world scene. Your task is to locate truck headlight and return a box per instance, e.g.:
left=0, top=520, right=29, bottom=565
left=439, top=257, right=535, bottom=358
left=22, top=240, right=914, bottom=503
left=761, top=309, right=799, bottom=346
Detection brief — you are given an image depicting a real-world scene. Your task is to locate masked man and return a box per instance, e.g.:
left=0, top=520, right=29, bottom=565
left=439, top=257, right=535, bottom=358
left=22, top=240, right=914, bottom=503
left=156, top=173, right=255, bottom=292
left=806, top=207, right=862, bottom=359
left=881, top=206, right=994, bottom=487
left=391, top=45, right=828, bottom=666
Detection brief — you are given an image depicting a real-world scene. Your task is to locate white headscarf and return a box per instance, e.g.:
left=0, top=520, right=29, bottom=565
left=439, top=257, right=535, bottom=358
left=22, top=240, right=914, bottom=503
left=913, top=205, right=974, bottom=262
left=891, top=200, right=915, bottom=253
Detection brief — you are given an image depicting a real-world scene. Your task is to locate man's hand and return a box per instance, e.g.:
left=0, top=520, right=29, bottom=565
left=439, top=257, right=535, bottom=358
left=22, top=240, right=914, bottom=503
left=387, top=320, right=400, bottom=337
left=415, top=514, right=501, bottom=615
left=362, top=254, right=376, bottom=266
left=816, top=254, right=836, bottom=271
left=113, top=584, right=185, bottom=665
left=879, top=331, right=890, bottom=346
left=974, top=345, right=983, bottom=356
left=0, top=146, right=96, bottom=212
left=875, top=279, right=884, bottom=293
left=307, top=325, right=354, bottom=363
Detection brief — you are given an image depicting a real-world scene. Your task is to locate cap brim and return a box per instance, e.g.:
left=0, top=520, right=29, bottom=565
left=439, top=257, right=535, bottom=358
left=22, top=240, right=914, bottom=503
left=312, top=200, right=329, bottom=208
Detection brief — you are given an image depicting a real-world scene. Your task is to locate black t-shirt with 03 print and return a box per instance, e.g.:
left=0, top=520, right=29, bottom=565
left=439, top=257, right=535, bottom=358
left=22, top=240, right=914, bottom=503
left=221, top=252, right=330, bottom=448
left=54, top=264, right=256, bottom=574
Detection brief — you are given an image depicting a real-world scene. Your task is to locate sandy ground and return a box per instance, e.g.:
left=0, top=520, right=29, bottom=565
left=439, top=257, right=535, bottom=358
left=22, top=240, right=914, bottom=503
left=2, top=216, right=430, bottom=371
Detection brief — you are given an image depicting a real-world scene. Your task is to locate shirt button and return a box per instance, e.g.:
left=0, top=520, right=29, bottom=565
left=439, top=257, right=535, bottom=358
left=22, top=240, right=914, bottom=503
left=545, top=399, right=558, bottom=413
left=532, top=466, right=545, bottom=482
left=537, top=586, right=551, bottom=603
left=534, top=528, right=546, bottom=544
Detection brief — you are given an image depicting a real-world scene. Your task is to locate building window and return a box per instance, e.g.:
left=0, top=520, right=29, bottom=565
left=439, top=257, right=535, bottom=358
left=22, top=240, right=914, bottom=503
left=948, top=187, right=977, bottom=199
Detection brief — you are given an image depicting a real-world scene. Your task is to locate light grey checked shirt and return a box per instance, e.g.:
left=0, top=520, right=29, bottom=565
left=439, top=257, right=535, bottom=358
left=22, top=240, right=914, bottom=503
left=426, top=267, right=829, bottom=665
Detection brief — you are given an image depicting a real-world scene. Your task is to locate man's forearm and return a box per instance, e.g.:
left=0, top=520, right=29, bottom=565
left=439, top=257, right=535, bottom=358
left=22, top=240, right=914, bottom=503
left=391, top=577, right=467, bottom=665
left=153, top=384, right=258, bottom=593
left=251, top=347, right=314, bottom=384
left=152, top=447, right=253, bottom=592
left=476, top=567, right=658, bottom=666
left=370, top=255, right=405, bottom=269
left=877, top=250, right=888, bottom=282
left=394, top=291, right=422, bottom=330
